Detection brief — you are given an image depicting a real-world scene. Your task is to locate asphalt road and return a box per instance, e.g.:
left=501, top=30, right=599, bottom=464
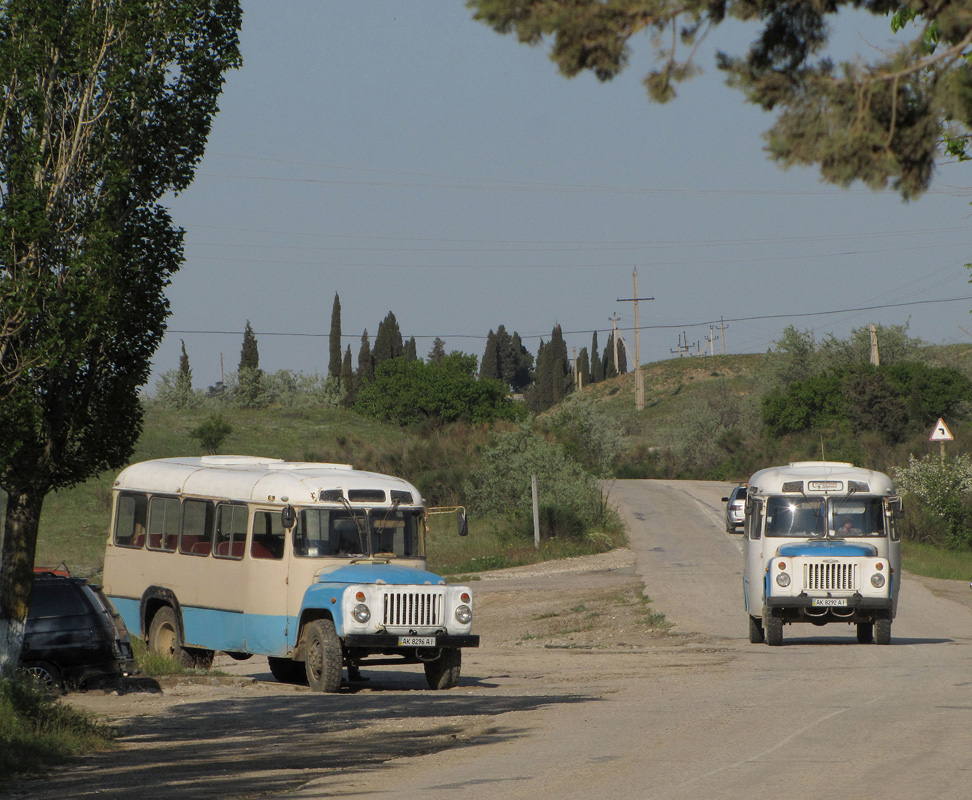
left=308, top=479, right=972, bottom=800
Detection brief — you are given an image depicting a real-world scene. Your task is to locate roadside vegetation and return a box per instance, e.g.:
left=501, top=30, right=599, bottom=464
left=0, top=676, right=114, bottom=782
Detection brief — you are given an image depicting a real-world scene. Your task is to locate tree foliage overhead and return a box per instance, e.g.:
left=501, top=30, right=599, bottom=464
left=468, top=0, right=972, bottom=198
left=0, top=0, right=241, bottom=664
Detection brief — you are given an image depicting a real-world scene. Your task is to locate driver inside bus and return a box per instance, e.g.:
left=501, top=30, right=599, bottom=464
left=837, top=517, right=861, bottom=536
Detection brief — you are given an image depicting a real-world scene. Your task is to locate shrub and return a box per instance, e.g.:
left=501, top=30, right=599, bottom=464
left=892, top=454, right=972, bottom=549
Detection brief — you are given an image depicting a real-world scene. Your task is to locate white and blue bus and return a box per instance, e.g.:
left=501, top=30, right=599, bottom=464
left=742, top=461, right=902, bottom=646
left=102, top=456, right=478, bottom=691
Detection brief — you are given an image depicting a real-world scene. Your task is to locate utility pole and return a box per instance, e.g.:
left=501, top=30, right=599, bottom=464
left=869, top=323, right=880, bottom=366
left=618, top=268, right=653, bottom=411
left=608, top=312, right=621, bottom=373
left=573, top=346, right=582, bottom=389
left=706, top=325, right=720, bottom=356
left=718, top=317, right=728, bottom=354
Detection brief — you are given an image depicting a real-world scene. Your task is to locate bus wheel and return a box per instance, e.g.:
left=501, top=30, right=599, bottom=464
left=304, top=620, right=342, bottom=692
left=148, top=606, right=193, bottom=668
left=856, top=622, right=874, bottom=644
left=424, top=648, right=461, bottom=690
left=765, top=612, right=784, bottom=646
left=875, top=616, right=892, bottom=645
left=748, top=615, right=764, bottom=644
left=268, top=656, right=306, bottom=684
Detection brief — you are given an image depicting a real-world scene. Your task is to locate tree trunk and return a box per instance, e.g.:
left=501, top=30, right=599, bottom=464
left=0, top=486, right=46, bottom=673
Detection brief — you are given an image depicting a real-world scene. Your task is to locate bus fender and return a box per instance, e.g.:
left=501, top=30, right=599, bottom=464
left=140, top=586, right=182, bottom=640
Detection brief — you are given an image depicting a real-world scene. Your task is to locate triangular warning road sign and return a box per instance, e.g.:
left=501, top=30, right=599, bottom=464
left=930, top=418, right=954, bottom=442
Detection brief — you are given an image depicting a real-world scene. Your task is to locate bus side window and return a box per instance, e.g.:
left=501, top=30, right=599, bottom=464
left=747, top=502, right=762, bottom=540
left=148, top=496, right=180, bottom=552
left=215, top=504, right=247, bottom=559
left=251, top=510, right=285, bottom=560
left=114, top=493, right=148, bottom=549
left=181, top=499, right=215, bottom=556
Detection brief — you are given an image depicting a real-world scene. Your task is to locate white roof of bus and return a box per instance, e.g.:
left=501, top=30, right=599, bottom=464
left=747, top=461, right=895, bottom=496
left=112, top=456, right=424, bottom=505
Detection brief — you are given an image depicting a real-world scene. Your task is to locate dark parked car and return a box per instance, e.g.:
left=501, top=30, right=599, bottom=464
left=722, top=485, right=747, bottom=532
left=20, top=569, right=137, bottom=691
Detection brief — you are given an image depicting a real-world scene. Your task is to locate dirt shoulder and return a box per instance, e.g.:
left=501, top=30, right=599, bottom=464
left=4, top=549, right=725, bottom=800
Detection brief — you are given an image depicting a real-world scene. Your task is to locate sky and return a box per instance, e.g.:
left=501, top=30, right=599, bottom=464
left=157, top=2, right=972, bottom=393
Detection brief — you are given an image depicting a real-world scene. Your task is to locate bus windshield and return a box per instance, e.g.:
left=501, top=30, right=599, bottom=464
left=293, top=508, right=424, bottom=558
left=764, top=497, right=887, bottom=538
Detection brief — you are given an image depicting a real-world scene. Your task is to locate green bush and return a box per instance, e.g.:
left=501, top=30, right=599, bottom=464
left=892, top=454, right=972, bottom=549
left=0, top=675, right=113, bottom=780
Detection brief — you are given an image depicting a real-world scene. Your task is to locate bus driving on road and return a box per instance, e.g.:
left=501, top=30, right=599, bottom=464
left=102, top=456, right=478, bottom=691
left=742, top=461, right=902, bottom=646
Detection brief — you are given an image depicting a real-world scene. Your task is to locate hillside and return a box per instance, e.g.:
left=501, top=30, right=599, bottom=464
left=27, top=343, right=972, bottom=572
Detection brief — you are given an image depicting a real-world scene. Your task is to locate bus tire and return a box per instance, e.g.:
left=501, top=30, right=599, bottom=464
left=856, top=622, right=874, bottom=644
left=424, top=648, right=461, bottom=690
left=875, top=616, right=892, bottom=645
left=765, top=612, right=783, bottom=646
left=268, top=656, right=306, bottom=684
left=148, top=606, right=194, bottom=668
left=748, top=615, right=764, bottom=643
left=304, top=619, right=342, bottom=692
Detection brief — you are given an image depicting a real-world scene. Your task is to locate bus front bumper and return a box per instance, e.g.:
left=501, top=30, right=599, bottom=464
left=343, top=633, right=480, bottom=649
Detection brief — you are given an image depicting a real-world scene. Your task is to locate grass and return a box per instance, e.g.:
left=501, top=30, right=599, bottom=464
left=0, top=675, right=115, bottom=782
left=902, top=541, right=972, bottom=581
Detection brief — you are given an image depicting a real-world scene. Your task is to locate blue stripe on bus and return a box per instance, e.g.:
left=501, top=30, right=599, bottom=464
left=318, top=564, right=445, bottom=585
left=775, top=541, right=878, bottom=558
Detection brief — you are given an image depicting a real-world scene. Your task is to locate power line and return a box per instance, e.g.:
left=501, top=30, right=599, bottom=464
left=167, top=294, right=972, bottom=343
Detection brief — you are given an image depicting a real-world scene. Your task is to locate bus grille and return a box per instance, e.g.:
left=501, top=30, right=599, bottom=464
left=803, top=562, right=857, bottom=591
left=382, top=590, right=444, bottom=628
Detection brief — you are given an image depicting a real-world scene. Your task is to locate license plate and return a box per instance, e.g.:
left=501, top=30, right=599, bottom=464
left=811, top=598, right=848, bottom=607
left=398, top=636, right=436, bottom=647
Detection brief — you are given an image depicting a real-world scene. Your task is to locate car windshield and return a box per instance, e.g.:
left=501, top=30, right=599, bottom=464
left=293, top=508, right=424, bottom=558
left=764, top=496, right=886, bottom=538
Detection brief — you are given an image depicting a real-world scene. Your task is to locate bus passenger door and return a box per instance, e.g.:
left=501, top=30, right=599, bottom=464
left=243, top=508, right=292, bottom=656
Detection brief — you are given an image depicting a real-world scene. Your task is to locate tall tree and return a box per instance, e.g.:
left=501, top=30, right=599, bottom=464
left=238, top=320, right=260, bottom=372
left=468, top=1, right=972, bottom=199
left=404, top=336, right=418, bottom=362
left=0, top=0, right=242, bottom=669
left=529, top=325, right=572, bottom=412
left=328, top=293, right=342, bottom=381
left=236, top=320, right=263, bottom=408
left=340, top=344, right=354, bottom=406
left=577, top=347, right=591, bottom=388
left=509, top=331, right=534, bottom=392
left=356, top=329, right=374, bottom=389
left=480, top=330, right=500, bottom=380
left=175, top=340, right=195, bottom=409
left=373, top=310, right=404, bottom=365
left=428, top=337, right=447, bottom=364
left=591, top=331, right=603, bottom=384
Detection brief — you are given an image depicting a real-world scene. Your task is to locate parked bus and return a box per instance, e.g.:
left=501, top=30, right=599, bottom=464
left=102, top=456, right=478, bottom=691
left=742, top=461, right=902, bottom=646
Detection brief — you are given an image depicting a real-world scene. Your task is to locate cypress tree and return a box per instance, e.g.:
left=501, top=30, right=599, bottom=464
left=603, top=333, right=618, bottom=379
left=510, top=331, right=534, bottom=392
left=480, top=330, right=499, bottom=380
left=591, top=331, right=603, bottom=383
left=373, top=311, right=403, bottom=365
left=239, top=320, right=259, bottom=372
left=328, top=293, right=342, bottom=380
left=341, top=345, right=355, bottom=406
left=174, top=340, right=195, bottom=409
left=405, top=337, right=417, bottom=361
left=577, top=347, right=590, bottom=388
left=356, top=329, right=374, bottom=388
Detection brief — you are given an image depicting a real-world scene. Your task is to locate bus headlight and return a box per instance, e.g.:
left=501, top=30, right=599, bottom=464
left=775, top=572, right=791, bottom=588
left=352, top=603, right=371, bottom=623
left=870, top=573, right=886, bottom=589
left=455, top=605, right=472, bottom=625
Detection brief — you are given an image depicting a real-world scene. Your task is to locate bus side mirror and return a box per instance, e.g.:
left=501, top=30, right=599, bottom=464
left=281, top=504, right=296, bottom=529
left=887, top=497, right=903, bottom=516
left=457, top=509, right=469, bottom=537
